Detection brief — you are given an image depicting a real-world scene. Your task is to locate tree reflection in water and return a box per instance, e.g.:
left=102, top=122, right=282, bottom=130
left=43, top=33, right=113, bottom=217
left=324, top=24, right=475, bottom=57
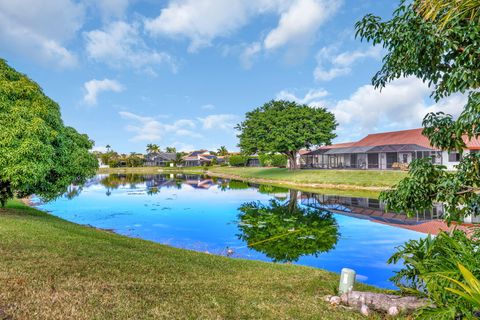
left=237, top=190, right=339, bottom=263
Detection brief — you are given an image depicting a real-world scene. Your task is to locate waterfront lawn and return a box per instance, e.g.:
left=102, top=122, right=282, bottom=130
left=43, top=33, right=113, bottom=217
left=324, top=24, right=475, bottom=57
left=209, top=167, right=407, bottom=188
left=0, top=200, right=384, bottom=320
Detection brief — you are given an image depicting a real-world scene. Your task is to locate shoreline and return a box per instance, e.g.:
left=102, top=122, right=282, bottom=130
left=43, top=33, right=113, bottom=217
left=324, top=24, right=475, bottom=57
left=97, top=167, right=387, bottom=197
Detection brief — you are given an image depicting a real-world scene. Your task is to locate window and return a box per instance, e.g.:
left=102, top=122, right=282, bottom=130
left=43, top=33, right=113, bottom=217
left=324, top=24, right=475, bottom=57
left=448, top=152, right=462, bottom=162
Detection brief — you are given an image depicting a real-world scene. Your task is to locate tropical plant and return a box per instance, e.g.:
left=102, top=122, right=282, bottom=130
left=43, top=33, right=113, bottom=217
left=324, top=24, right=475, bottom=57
left=356, top=0, right=480, bottom=222
left=217, top=146, right=228, bottom=156
left=126, top=154, right=144, bottom=167
left=236, top=100, right=336, bottom=170
left=441, top=264, right=480, bottom=311
left=237, top=194, right=339, bottom=262
left=165, top=146, right=176, bottom=153
left=146, top=144, right=160, bottom=154
left=388, top=229, right=480, bottom=319
left=106, top=144, right=111, bottom=152
left=415, top=0, right=480, bottom=29
left=172, top=153, right=184, bottom=166
left=0, top=59, right=98, bottom=207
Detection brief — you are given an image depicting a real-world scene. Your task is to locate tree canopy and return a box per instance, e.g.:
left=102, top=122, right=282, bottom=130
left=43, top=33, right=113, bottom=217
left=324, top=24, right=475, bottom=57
left=355, top=0, right=480, bottom=221
left=236, top=100, right=336, bottom=170
left=0, top=59, right=98, bottom=207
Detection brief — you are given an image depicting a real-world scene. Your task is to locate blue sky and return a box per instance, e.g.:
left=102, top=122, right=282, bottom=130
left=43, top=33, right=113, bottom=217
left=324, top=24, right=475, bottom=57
left=0, top=0, right=466, bottom=153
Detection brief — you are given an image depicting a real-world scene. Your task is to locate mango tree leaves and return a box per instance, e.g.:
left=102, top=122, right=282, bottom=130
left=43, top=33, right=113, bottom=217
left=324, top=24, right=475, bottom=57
left=356, top=1, right=480, bottom=222
left=0, top=59, right=98, bottom=206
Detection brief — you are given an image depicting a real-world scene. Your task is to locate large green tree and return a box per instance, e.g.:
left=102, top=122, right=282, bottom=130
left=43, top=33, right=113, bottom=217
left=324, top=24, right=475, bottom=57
left=0, top=59, right=98, bottom=207
left=356, top=0, right=480, bottom=222
left=236, top=100, right=337, bottom=170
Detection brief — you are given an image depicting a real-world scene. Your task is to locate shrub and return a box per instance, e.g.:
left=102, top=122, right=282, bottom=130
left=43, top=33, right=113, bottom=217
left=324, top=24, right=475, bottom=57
left=229, top=155, right=247, bottom=167
left=389, top=229, right=480, bottom=319
left=259, top=154, right=287, bottom=167
left=271, top=154, right=287, bottom=167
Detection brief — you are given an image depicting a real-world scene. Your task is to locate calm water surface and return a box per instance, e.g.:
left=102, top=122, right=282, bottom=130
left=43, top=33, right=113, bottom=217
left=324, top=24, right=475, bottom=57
left=37, top=174, right=425, bottom=289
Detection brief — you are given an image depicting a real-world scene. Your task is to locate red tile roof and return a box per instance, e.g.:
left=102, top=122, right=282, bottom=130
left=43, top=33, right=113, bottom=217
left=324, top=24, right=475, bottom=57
left=352, top=128, right=434, bottom=149
left=350, top=128, right=480, bottom=150
left=374, top=220, right=478, bottom=236
left=465, top=136, right=480, bottom=150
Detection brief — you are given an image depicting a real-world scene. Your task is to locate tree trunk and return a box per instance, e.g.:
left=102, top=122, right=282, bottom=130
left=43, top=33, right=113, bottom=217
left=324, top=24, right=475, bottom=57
left=0, top=180, right=12, bottom=208
left=287, top=151, right=298, bottom=170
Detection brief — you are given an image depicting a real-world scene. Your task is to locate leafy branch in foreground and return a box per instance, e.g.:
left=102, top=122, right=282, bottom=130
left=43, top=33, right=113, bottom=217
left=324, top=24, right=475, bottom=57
left=0, top=59, right=98, bottom=207
left=356, top=0, right=480, bottom=222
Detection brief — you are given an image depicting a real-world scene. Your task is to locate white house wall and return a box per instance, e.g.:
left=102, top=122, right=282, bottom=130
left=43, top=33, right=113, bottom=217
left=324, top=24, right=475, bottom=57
left=441, top=150, right=470, bottom=171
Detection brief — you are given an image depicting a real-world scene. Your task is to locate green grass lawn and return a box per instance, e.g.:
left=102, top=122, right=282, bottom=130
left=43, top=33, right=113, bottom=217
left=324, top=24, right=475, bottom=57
left=0, top=200, right=385, bottom=319
left=209, top=167, right=407, bottom=188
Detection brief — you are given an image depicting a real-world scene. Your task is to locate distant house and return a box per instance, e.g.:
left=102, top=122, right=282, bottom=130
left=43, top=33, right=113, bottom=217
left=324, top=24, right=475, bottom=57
left=182, top=150, right=224, bottom=166
left=144, top=152, right=176, bottom=166
left=298, top=128, right=480, bottom=170
left=246, top=156, right=260, bottom=167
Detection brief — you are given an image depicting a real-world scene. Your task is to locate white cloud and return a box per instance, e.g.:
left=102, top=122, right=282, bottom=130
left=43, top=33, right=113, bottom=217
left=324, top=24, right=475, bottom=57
left=240, top=42, right=261, bottom=69
left=119, top=111, right=201, bottom=142
left=145, top=0, right=257, bottom=52
left=277, top=77, right=467, bottom=142
left=85, top=21, right=177, bottom=75
left=264, top=0, right=341, bottom=51
left=198, top=114, right=240, bottom=131
left=145, top=0, right=340, bottom=53
left=84, top=79, right=124, bottom=105
left=170, top=142, right=195, bottom=152
left=314, top=45, right=382, bottom=81
left=0, top=0, right=83, bottom=68
left=276, top=88, right=328, bottom=106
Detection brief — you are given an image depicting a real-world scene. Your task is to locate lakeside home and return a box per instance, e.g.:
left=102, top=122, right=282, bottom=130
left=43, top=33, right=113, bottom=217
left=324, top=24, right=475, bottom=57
left=144, top=152, right=177, bottom=166
left=298, top=128, right=480, bottom=170
left=182, top=150, right=225, bottom=166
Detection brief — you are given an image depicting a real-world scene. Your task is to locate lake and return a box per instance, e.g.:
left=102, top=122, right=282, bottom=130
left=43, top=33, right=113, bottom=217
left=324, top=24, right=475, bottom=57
left=36, top=173, right=428, bottom=289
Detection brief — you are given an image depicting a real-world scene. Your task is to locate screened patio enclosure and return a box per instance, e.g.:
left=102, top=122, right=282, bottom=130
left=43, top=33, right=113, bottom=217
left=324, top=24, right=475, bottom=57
left=301, top=144, right=442, bottom=170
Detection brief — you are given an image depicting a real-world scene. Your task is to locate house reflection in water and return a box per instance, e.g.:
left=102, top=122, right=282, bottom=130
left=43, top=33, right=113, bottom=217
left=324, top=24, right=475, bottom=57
left=299, top=192, right=476, bottom=235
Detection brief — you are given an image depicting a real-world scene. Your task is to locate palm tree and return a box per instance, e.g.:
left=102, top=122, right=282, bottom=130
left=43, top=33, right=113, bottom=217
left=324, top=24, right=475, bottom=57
left=165, top=146, right=177, bottom=153
left=415, top=0, right=479, bottom=28
left=217, top=146, right=228, bottom=156
left=146, top=144, right=160, bottom=154
left=106, top=144, right=111, bottom=152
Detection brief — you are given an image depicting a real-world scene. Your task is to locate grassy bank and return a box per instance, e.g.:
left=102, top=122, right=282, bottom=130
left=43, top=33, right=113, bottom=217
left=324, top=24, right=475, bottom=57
left=0, top=200, right=383, bottom=319
left=207, top=167, right=406, bottom=189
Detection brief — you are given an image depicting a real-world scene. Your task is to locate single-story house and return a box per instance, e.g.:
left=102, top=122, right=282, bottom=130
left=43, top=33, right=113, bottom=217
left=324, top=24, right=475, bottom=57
left=298, top=128, right=480, bottom=170
left=183, top=150, right=225, bottom=166
left=144, top=152, right=177, bottom=166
